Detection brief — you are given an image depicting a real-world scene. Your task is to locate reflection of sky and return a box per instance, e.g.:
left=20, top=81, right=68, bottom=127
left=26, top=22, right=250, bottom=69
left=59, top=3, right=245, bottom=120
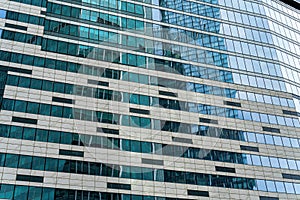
left=0, top=10, right=6, bottom=18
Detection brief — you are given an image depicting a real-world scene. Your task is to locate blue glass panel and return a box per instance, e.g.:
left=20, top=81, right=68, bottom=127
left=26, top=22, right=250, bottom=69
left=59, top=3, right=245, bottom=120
left=275, top=181, right=286, bottom=193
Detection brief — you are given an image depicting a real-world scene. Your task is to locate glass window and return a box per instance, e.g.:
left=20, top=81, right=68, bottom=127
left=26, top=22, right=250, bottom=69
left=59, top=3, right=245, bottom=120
left=243, top=111, right=252, bottom=121
left=282, top=137, right=292, bottom=147
left=14, top=186, right=28, bottom=200
left=285, top=118, right=294, bottom=127
left=0, top=10, right=7, bottom=19
left=280, top=98, right=288, bottom=107
left=285, top=182, right=295, bottom=194
left=23, top=127, right=35, bottom=140
left=28, top=186, right=42, bottom=200
left=48, top=130, right=61, bottom=143
left=271, top=96, right=280, bottom=105
left=19, top=76, right=30, bottom=87
left=256, top=134, right=265, bottom=144
left=245, top=93, right=255, bottom=102
left=0, top=184, right=14, bottom=199
left=278, top=158, right=288, bottom=169
left=275, top=181, right=286, bottom=193
left=32, top=157, right=45, bottom=171
left=270, top=157, right=280, bottom=168
left=266, top=180, right=276, bottom=192
left=290, top=138, right=299, bottom=148
left=268, top=115, right=277, bottom=124
left=273, top=136, right=283, bottom=146
left=244, top=154, right=252, bottom=165
left=263, top=95, right=272, bottom=104
left=260, top=114, right=269, bottom=123
left=247, top=132, right=256, bottom=142
left=121, top=139, right=131, bottom=151
left=251, top=112, right=260, bottom=122
left=287, top=160, right=297, bottom=170
left=256, top=180, right=267, bottom=191
left=294, top=184, right=300, bottom=195
left=261, top=156, right=271, bottom=167
left=255, top=94, right=264, bottom=102
left=238, top=91, right=247, bottom=100
left=277, top=116, right=285, bottom=126
left=14, top=100, right=26, bottom=112
left=9, top=126, right=22, bottom=140
left=251, top=155, right=261, bottom=166
left=264, top=134, right=274, bottom=145
left=18, top=155, right=32, bottom=169
left=27, top=102, right=39, bottom=114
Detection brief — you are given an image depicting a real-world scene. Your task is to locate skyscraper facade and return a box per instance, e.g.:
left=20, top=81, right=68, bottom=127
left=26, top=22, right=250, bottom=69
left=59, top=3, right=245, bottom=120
left=0, top=0, right=299, bottom=199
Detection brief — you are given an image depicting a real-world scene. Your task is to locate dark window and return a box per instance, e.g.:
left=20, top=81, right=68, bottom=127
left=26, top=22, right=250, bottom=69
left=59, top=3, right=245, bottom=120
left=199, top=118, right=218, bottom=124
left=52, top=97, right=74, bottom=104
left=282, top=110, right=299, bottom=117
left=107, top=183, right=131, bottom=190
left=16, top=174, right=44, bottom=183
left=172, top=137, right=193, bottom=144
left=12, top=117, right=37, bottom=124
left=59, top=149, right=84, bottom=157
left=0, top=65, right=31, bottom=74
left=88, top=79, right=109, bottom=87
left=159, top=90, right=177, bottom=97
left=240, top=145, right=259, bottom=152
left=187, top=190, right=209, bottom=197
left=5, top=23, right=27, bottom=31
left=262, top=127, right=280, bottom=133
left=259, top=196, right=279, bottom=200
left=224, top=101, right=241, bottom=107
left=129, top=108, right=150, bottom=115
left=215, top=166, right=236, bottom=173
left=97, top=127, right=119, bottom=135
left=142, top=158, right=164, bottom=166
left=282, top=173, right=300, bottom=180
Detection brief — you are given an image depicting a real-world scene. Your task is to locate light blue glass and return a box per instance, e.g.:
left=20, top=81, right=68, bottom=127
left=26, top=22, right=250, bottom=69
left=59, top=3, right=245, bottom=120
left=285, top=182, right=295, bottom=194
left=275, top=181, right=286, bottom=193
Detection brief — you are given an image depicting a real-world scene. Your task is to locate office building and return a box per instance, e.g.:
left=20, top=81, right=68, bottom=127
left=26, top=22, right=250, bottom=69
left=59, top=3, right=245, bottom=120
left=0, top=0, right=299, bottom=199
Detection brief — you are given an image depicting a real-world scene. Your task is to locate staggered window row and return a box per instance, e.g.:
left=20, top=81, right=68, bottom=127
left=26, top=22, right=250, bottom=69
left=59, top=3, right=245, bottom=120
left=3, top=74, right=300, bottom=128
left=46, top=3, right=287, bottom=73
left=53, top=0, right=299, bottom=68
left=3, top=4, right=296, bottom=86
left=3, top=22, right=297, bottom=98
left=203, top=126, right=300, bottom=149
left=7, top=74, right=299, bottom=127
left=47, top=3, right=145, bottom=31
left=0, top=184, right=183, bottom=200
left=69, top=0, right=144, bottom=16
left=0, top=9, right=44, bottom=26
left=41, top=38, right=296, bottom=95
left=72, top=0, right=300, bottom=60
left=45, top=17, right=287, bottom=81
left=0, top=29, right=42, bottom=45
left=1, top=152, right=300, bottom=194
left=10, top=0, right=46, bottom=7
left=45, top=20, right=293, bottom=89
left=45, top=15, right=300, bottom=88
left=0, top=50, right=294, bottom=109
left=1, top=123, right=300, bottom=171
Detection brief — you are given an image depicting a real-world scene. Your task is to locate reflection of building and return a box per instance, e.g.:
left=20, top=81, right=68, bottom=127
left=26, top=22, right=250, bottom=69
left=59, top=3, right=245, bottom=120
left=0, top=0, right=300, bottom=199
